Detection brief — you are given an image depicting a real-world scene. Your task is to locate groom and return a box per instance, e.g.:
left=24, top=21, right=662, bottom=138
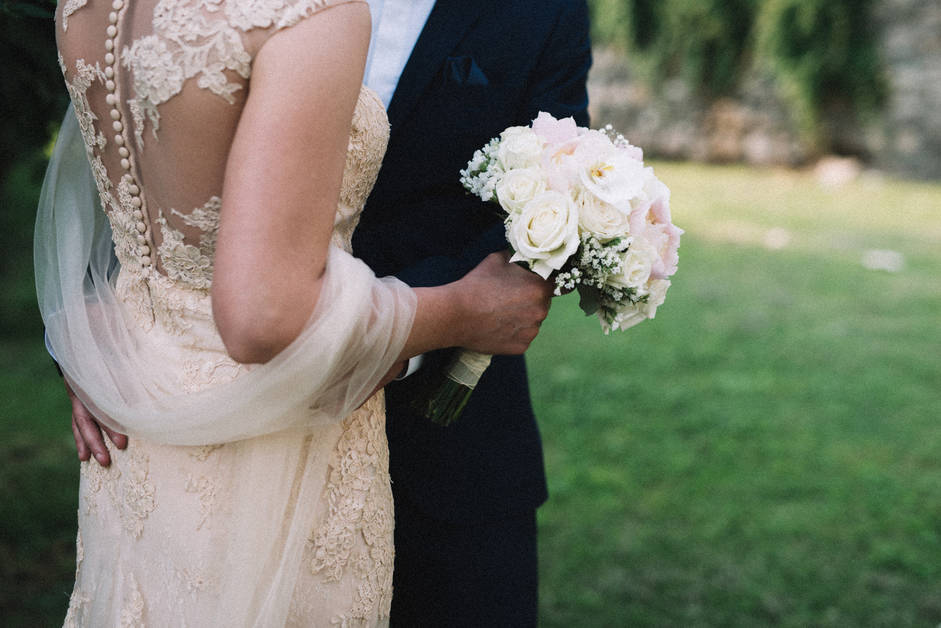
left=355, top=0, right=590, bottom=624
left=66, top=0, right=591, bottom=624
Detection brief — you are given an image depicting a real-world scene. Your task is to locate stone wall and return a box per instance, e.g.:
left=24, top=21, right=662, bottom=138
left=587, top=0, right=941, bottom=180
left=869, top=0, right=941, bottom=179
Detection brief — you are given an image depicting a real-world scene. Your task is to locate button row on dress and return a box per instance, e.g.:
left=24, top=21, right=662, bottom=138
left=104, top=0, right=150, bottom=269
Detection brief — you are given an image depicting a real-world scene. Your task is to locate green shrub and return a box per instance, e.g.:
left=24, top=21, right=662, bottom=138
left=755, top=0, right=886, bottom=146
left=588, top=0, right=885, bottom=150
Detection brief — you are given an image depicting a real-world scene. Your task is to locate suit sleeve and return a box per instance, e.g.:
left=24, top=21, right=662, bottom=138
left=393, top=220, right=506, bottom=288
left=392, top=0, right=592, bottom=290
left=522, top=0, right=592, bottom=127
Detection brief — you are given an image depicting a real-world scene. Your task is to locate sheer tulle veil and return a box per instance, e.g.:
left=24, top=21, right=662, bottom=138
left=36, top=105, right=416, bottom=447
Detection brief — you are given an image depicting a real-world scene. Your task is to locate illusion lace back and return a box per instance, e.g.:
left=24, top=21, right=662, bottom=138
left=54, top=0, right=396, bottom=624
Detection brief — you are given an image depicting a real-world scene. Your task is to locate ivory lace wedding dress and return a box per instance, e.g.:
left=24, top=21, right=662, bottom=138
left=47, top=0, right=412, bottom=624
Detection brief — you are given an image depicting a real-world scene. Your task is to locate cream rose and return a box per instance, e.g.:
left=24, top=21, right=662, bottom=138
left=573, top=187, right=630, bottom=241
left=495, top=168, right=547, bottom=214
left=643, top=279, right=671, bottom=310
left=497, top=126, right=544, bottom=170
left=507, top=191, right=580, bottom=279
left=575, top=131, right=646, bottom=209
left=610, top=279, right=670, bottom=331
left=608, top=240, right=657, bottom=292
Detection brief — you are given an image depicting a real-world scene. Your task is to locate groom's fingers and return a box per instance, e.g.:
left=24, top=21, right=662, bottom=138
left=65, top=381, right=112, bottom=467
left=71, top=416, right=91, bottom=462
left=101, top=423, right=128, bottom=451
left=73, top=404, right=111, bottom=467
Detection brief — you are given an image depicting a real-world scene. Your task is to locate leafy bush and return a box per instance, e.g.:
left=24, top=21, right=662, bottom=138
left=588, top=0, right=885, bottom=148
left=755, top=0, right=886, bottom=145
left=0, top=0, right=66, bottom=182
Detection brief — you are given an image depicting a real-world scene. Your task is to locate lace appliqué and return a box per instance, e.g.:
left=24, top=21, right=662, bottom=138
left=64, top=587, right=91, bottom=627
left=64, top=529, right=90, bottom=627
left=62, top=59, right=108, bottom=154
left=61, top=0, right=89, bottom=32
left=80, top=444, right=157, bottom=539
left=80, top=455, right=119, bottom=516
left=128, top=98, right=147, bottom=149
left=155, top=197, right=220, bottom=291
left=333, top=87, right=389, bottom=252
left=175, top=566, right=216, bottom=595
left=310, top=394, right=394, bottom=623
left=120, top=448, right=158, bottom=539
left=120, top=572, right=146, bottom=627
left=188, top=444, right=225, bottom=461
left=155, top=220, right=212, bottom=290
left=185, top=474, right=216, bottom=530
left=182, top=356, right=247, bottom=393
left=111, top=177, right=157, bottom=329
left=61, top=54, right=111, bottom=218
left=121, top=0, right=336, bottom=141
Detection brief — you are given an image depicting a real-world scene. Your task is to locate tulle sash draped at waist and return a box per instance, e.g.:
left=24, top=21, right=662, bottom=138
left=36, top=106, right=416, bottom=447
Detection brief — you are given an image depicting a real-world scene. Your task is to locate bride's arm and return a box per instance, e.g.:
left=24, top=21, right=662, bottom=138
left=212, top=3, right=553, bottom=366
left=212, top=3, right=370, bottom=363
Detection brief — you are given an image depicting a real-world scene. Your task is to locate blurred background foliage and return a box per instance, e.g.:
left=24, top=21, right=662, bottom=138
left=0, top=0, right=64, bottom=295
left=588, top=0, right=886, bottom=149
left=0, top=0, right=62, bottom=181
left=0, top=0, right=890, bottom=186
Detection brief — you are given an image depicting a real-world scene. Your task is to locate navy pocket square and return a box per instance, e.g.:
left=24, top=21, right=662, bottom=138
left=444, top=55, right=489, bottom=87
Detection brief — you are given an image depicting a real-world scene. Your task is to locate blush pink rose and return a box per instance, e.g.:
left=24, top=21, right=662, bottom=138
left=630, top=195, right=682, bottom=279
left=532, top=111, right=579, bottom=145
left=533, top=112, right=582, bottom=191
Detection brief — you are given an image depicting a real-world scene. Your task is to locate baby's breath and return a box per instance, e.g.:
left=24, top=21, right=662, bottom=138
left=553, top=267, right=582, bottom=295
left=459, top=137, right=503, bottom=202
left=602, top=123, right=632, bottom=150
left=575, top=233, right=630, bottom=288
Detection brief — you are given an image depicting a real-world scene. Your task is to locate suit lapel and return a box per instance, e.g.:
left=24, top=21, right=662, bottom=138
left=386, top=0, right=486, bottom=130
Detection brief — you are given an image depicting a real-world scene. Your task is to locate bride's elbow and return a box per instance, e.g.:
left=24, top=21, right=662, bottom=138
left=214, top=304, right=289, bottom=364
left=219, top=329, right=282, bottom=365
left=212, top=286, right=320, bottom=365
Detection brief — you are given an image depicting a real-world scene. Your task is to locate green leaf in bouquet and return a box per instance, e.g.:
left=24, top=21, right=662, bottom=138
left=577, top=284, right=602, bottom=316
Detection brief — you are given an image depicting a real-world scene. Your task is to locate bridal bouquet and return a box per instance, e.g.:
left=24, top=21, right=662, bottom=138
left=419, top=112, right=683, bottom=425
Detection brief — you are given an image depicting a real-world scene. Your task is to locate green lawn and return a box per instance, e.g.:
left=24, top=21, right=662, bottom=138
left=1, top=162, right=939, bottom=625
left=531, top=163, right=941, bottom=626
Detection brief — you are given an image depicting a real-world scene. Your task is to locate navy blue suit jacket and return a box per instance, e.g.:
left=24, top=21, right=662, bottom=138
left=352, top=0, right=591, bottom=524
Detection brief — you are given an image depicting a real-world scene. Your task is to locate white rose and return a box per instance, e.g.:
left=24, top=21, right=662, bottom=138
left=608, top=239, right=657, bottom=292
left=608, top=305, right=648, bottom=332
left=608, top=280, right=670, bottom=331
left=573, top=187, right=630, bottom=241
left=497, top=126, right=544, bottom=170
left=574, top=131, right=646, bottom=209
left=643, top=279, right=671, bottom=310
left=495, top=168, right=547, bottom=215
left=507, top=191, right=580, bottom=279
left=630, top=168, right=670, bottom=212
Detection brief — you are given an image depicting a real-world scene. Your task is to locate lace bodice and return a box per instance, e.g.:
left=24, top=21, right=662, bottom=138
left=56, top=0, right=387, bottom=305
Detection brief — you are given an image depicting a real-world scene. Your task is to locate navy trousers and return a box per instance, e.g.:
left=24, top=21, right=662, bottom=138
left=390, top=493, right=539, bottom=627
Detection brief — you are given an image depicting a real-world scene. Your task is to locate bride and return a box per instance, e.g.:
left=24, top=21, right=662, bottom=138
left=39, top=0, right=552, bottom=624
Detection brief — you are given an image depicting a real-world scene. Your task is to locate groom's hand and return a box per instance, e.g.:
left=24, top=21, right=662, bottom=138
left=456, top=251, right=554, bottom=355
left=66, top=380, right=127, bottom=466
